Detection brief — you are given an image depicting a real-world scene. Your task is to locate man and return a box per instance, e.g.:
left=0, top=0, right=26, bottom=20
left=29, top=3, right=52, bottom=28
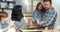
left=39, top=0, right=57, bottom=29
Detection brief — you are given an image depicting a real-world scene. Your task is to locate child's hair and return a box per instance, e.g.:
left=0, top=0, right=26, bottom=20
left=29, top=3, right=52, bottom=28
left=0, top=12, right=8, bottom=20
left=36, top=2, right=45, bottom=13
left=36, top=2, right=43, bottom=10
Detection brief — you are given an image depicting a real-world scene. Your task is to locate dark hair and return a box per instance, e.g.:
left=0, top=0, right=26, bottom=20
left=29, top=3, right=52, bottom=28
left=0, top=12, right=8, bottom=20
left=36, top=2, right=45, bottom=13
left=11, top=5, right=23, bottom=22
left=43, top=0, right=52, bottom=4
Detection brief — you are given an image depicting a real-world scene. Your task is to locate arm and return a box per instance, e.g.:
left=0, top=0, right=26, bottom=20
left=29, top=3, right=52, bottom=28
left=2, top=24, right=16, bottom=32
left=2, top=27, right=9, bottom=32
left=34, top=11, right=38, bottom=20
left=15, top=18, right=26, bottom=31
left=40, top=11, right=57, bottom=27
left=0, top=25, right=9, bottom=32
left=34, top=11, right=39, bottom=24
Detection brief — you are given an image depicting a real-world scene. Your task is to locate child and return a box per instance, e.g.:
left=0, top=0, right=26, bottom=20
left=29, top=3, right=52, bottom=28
left=34, top=2, right=44, bottom=26
left=26, top=2, right=44, bottom=27
left=34, top=2, right=48, bottom=30
left=0, top=12, right=15, bottom=32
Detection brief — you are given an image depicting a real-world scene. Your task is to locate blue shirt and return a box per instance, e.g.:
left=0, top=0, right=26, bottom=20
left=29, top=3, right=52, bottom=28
left=1, top=23, right=8, bottom=29
left=0, top=21, right=14, bottom=29
left=34, top=10, right=43, bottom=21
left=0, top=21, right=8, bottom=29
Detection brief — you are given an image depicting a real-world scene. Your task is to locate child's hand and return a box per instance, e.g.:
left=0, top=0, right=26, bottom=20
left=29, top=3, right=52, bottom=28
left=36, top=20, right=40, bottom=25
left=7, top=25, right=11, bottom=29
left=35, top=20, right=40, bottom=27
left=8, top=25, right=16, bottom=29
left=45, top=27, right=48, bottom=30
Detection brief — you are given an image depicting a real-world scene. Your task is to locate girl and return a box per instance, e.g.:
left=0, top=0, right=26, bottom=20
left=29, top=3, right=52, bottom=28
left=34, top=2, right=45, bottom=26
left=27, top=2, right=48, bottom=30
left=34, top=2, right=48, bottom=30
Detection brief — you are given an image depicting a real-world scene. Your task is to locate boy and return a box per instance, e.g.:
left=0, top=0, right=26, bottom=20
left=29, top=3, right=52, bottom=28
left=0, top=12, right=15, bottom=32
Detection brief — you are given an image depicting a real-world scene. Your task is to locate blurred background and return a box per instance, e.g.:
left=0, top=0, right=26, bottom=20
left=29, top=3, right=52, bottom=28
left=0, top=0, right=60, bottom=29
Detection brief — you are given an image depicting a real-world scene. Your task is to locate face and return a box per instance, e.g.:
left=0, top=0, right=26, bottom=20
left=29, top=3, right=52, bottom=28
left=1, top=17, right=8, bottom=22
left=37, top=4, right=42, bottom=10
left=44, top=1, right=51, bottom=10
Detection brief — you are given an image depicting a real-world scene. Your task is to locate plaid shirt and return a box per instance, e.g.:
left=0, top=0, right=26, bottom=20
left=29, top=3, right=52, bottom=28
left=40, top=7, right=57, bottom=27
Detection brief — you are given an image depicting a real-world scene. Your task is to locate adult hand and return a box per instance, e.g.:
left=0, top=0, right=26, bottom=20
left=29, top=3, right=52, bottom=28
left=26, top=17, right=33, bottom=27
left=40, top=21, right=44, bottom=24
left=36, top=20, right=44, bottom=26
left=28, top=17, right=33, bottom=22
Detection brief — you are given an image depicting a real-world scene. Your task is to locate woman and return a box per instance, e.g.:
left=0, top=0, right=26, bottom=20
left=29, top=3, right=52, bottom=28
left=11, top=5, right=27, bottom=32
